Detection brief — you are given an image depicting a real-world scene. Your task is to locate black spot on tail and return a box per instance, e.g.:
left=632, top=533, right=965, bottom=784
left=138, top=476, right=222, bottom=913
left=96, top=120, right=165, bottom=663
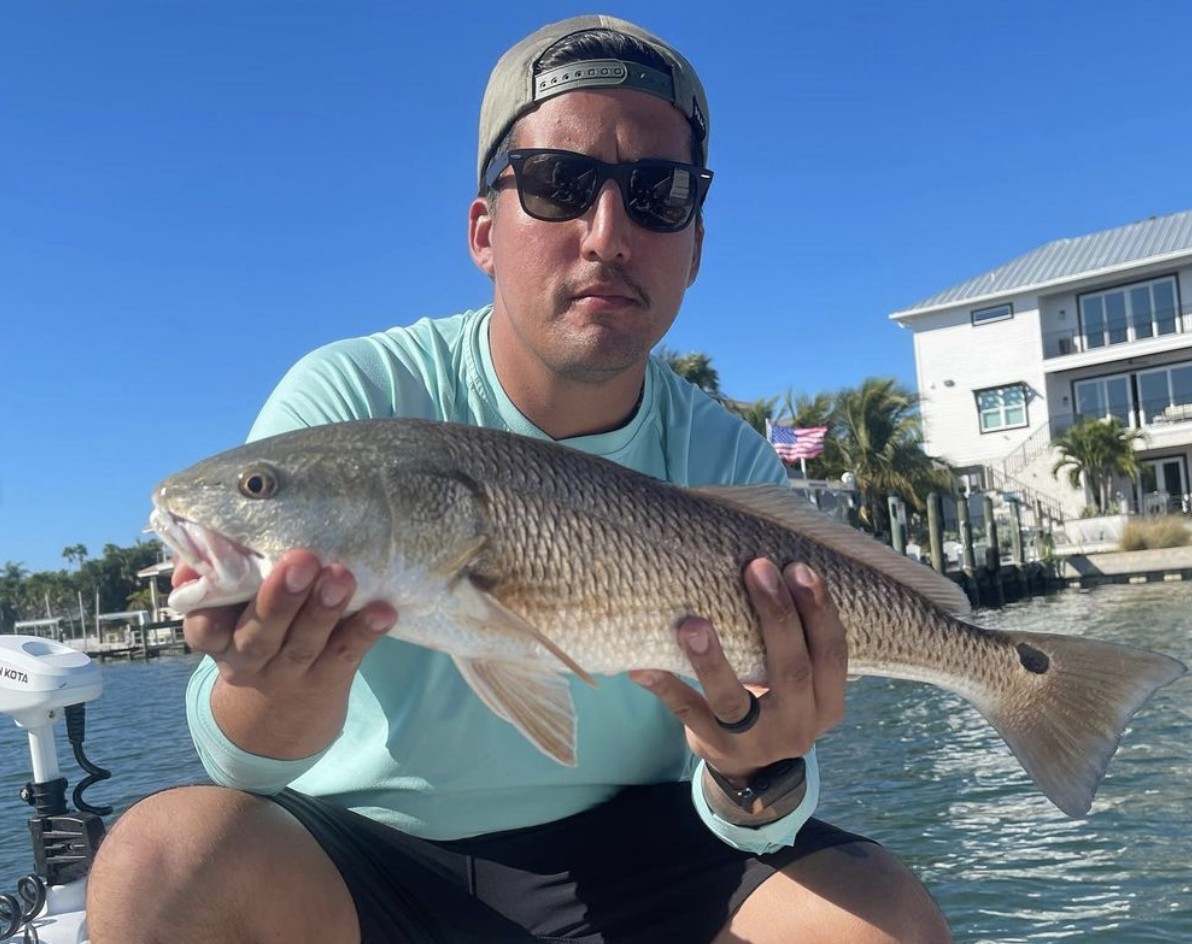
left=1017, top=642, right=1050, bottom=674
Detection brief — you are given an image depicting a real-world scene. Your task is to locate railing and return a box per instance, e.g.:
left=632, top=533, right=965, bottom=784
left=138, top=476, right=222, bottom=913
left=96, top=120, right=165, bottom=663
left=1064, top=394, right=1192, bottom=435
left=984, top=463, right=1066, bottom=526
left=1042, top=303, right=1192, bottom=359
left=1002, top=422, right=1056, bottom=477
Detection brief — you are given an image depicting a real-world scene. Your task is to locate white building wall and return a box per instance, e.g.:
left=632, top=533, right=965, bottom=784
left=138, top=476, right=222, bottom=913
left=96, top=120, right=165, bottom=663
left=1042, top=372, right=1076, bottom=426
left=912, top=292, right=1048, bottom=467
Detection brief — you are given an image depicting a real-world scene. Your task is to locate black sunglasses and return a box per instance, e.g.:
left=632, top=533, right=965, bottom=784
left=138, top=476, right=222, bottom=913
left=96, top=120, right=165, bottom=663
left=484, top=148, right=713, bottom=234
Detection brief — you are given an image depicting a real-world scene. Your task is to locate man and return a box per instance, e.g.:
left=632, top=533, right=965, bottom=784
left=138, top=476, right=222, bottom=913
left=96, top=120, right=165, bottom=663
left=88, top=15, right=950, bottom=944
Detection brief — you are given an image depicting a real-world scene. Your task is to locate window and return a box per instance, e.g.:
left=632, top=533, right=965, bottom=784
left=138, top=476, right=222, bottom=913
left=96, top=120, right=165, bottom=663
left=1079, top=276, right=1179, bottom=349
left=971, top=303, right=1013, bottom=326
left=1073, top=375, right=1134, bottom=426
left=1137, top=361, right=1192, bottom=424
left=976, top=384, right=1028, bottom=432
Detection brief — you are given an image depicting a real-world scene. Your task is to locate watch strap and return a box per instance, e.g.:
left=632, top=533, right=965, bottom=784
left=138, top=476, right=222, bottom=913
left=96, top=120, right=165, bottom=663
left=702, top=757, right=807, bottom=827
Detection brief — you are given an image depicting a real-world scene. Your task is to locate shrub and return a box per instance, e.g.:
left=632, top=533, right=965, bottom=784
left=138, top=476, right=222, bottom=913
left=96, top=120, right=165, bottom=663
left=1118, top=516, right=1192, bottom=551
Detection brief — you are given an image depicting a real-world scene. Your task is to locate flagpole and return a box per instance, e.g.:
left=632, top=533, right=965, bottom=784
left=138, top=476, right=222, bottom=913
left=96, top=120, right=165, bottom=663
left=800, top=457, right=807, bottom=479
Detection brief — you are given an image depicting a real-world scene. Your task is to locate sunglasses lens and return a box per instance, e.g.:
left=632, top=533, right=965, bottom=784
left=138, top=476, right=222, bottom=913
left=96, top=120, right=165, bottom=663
left=517, top=152, right=600, bottom=221
left=508, top=150, right=704, bottom=232
left=625, top=165, right=697, bottom=232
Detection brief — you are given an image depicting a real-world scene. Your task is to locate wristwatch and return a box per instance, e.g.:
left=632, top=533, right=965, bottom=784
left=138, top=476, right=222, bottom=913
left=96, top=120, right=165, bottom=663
left=704, top=757, right=807, bottom=825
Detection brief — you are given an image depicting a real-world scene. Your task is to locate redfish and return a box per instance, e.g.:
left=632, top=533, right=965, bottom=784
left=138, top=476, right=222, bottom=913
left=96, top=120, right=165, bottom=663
left=150, top=419, right=1186, bottom=816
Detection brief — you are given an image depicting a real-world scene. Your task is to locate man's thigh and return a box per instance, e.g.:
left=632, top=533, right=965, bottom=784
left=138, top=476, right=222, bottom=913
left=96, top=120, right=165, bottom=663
left=275, top=783, right=875, bottom=944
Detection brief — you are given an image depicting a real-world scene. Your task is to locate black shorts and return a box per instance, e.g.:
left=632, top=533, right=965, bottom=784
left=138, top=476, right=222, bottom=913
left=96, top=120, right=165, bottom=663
left=270, top=781, right=875, bottom=944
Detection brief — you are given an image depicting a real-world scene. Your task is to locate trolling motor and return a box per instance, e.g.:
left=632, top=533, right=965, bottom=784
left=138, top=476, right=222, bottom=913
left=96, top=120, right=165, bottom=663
left=0, top=636, right=112, bottom=941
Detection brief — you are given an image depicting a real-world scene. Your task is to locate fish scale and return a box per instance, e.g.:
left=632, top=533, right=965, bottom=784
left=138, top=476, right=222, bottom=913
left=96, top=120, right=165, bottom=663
left=474, top=461, right=962, bottom=683
left=150, top=417, right=1186, bottom=815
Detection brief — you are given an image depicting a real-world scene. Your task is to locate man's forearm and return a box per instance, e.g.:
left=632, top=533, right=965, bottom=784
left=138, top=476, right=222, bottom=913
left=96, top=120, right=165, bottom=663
left=211, top=677, right=347, bottom=760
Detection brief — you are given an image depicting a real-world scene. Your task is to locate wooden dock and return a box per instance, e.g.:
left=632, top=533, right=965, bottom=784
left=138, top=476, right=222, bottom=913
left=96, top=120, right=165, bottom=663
left=85, top=640, right=191, bottom=662
left=67, top=621, right=191, bottom=662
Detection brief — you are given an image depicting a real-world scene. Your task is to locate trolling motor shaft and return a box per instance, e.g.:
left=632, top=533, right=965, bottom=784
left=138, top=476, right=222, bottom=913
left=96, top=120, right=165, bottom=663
left=22, top=775, right=107, bottom=887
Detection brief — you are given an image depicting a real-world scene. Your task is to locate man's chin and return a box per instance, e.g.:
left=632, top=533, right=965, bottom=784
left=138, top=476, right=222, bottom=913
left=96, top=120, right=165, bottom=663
left=555, top=331, right=652, bottom=379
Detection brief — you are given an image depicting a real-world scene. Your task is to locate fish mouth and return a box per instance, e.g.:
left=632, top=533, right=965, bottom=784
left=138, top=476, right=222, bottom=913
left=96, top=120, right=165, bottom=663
left=149, top=505, right=272, bottom=614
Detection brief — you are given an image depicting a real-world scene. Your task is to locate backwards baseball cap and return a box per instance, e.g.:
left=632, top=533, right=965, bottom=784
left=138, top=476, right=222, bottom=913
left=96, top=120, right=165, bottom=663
left=477, top=15, right=710, bottom=190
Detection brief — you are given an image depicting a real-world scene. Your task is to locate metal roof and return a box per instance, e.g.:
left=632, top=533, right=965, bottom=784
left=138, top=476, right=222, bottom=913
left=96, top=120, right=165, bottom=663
left=892, top=208, right=1192, bottom=318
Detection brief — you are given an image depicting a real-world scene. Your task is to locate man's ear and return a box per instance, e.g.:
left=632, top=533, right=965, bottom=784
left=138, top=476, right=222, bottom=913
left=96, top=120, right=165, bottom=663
left=469, top=197, right=495, bottom=277
left=686, top=218, right=705, bottom=287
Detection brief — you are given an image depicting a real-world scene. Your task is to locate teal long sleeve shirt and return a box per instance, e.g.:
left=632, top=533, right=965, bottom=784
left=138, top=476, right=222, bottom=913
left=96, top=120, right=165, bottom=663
left=186, top=306, right=820, bottom=854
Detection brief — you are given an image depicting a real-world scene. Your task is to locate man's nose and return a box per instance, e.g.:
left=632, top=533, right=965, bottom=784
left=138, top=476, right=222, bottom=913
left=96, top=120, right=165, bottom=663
left=579, top=181, right=633, bottom=262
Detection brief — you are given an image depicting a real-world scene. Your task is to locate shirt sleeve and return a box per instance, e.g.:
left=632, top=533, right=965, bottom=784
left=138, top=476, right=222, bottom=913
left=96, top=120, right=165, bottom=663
left=186, top=656, right=333, bottom=793
left=690, top=747, right=822, bottom=854
left=186, top=333, right=444, bottom=787
left=247, top=335, right=442, bottom=441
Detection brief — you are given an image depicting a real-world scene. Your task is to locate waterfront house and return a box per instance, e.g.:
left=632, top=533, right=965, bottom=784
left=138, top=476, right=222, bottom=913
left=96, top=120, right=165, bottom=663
left=890, top=209, right=1192, bottom=527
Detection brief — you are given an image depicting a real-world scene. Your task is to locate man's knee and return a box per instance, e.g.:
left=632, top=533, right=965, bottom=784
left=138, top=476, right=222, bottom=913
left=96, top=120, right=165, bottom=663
left=92, top=785, right=265, bottom=885
left=726, top=841, right=951, bottom=944
left=87, top=785, right=358, bottom=944
left=830, top=842, right=951, bottom=944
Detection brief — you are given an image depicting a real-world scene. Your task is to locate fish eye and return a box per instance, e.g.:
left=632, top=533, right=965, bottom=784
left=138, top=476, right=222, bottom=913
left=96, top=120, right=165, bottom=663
left=237, top=464, right=281, bottom=500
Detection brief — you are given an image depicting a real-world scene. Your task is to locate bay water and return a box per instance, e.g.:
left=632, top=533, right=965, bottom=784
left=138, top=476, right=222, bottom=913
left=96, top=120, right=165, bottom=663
left=0, top=582, right=1187, bottom=942
left=816, top=582, right=1191, bottom=943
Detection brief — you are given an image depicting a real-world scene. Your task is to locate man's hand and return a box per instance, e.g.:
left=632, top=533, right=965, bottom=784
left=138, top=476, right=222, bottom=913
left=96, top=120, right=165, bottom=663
left=629, top=559, right=848, bottom=784
left=179, top=549, right=397, bottom=760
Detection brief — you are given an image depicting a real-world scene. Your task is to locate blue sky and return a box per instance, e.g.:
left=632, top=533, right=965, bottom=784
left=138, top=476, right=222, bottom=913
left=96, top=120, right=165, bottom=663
left=4, top=1, right=1192, bottom=575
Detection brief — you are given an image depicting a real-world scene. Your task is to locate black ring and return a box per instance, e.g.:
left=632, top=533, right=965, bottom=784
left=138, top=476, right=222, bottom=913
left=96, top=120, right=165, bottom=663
left=715, top=691, right=761, bottom=734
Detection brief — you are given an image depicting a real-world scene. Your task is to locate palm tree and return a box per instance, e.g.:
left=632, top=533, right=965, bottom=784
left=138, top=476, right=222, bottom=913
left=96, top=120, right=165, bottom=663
left=0, top=562, right=29, bottom=632
left=781, top=389, right=834, bottom=431
left=656, top=347, right=778, bottom=436
left=657, top=347, right=721, bottom=398
left=62, top=543, right=89, bottom=570
left=1051, top=417, right=1145, bottom=514
left=725, top=396, right=779, bottom=436
left=825, top=378, right=956, bottom=535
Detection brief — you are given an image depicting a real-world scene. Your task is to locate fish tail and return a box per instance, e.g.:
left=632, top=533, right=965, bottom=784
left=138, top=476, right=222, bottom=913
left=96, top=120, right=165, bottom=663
left=975, top=631, right=1185, bottom=817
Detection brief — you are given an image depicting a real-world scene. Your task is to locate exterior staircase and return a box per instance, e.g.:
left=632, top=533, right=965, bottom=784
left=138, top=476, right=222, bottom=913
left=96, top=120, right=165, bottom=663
left=977, top=423, right=1088, bottom=548
left=986, top=455, right=1074, bottom=525
left=1002, top=422, right=1055, bottom=478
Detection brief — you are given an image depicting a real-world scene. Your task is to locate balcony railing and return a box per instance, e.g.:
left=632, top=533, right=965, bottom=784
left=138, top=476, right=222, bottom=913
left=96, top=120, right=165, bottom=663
left=1042, top=303, right=1192, bottom=359
left=1066, top=393, right=1192, bottom=432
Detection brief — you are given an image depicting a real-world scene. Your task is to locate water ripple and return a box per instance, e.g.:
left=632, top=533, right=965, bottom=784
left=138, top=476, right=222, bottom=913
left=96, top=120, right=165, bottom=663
left=0, top=585, right=1188, bottom=942
left=818, top=582, right=1192, bottom=943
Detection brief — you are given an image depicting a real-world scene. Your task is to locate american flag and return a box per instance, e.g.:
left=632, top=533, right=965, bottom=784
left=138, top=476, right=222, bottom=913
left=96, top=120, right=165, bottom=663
left=765, top=420, right=827, bottom=462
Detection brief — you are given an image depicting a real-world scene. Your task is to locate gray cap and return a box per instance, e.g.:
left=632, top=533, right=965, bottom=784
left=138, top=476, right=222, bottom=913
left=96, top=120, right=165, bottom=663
left=476, top=15, right=710, bottom=189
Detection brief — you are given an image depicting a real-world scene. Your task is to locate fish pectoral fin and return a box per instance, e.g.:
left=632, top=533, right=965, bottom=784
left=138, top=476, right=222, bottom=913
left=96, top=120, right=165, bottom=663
left=453, top=657, right=578, bottom=766
left=438, top=534, right=490, bottom=578
left=692, top=483, right=972, bottom=616
left=456, top=578, right=596, bottom=686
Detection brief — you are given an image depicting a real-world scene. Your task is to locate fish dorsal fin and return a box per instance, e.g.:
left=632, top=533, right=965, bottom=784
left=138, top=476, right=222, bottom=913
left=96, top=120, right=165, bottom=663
left=453, top=656, right=578, bottom=766
left=454, top=577, right=596, bottom=686
left=691, top=484, right=971, bottom=616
